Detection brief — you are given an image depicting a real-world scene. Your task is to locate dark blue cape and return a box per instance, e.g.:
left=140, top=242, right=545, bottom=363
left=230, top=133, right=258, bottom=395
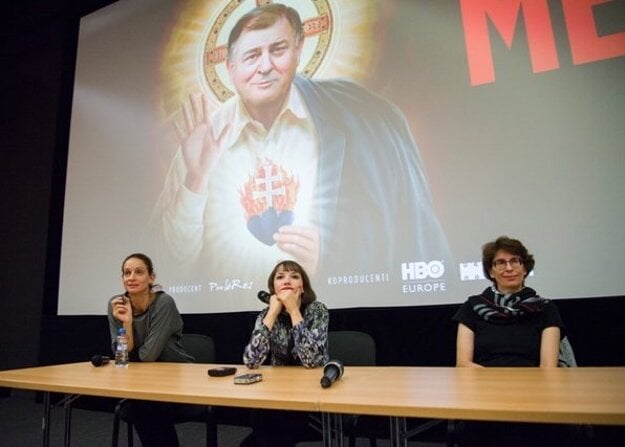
left=294, top=76, right=452, bottom=282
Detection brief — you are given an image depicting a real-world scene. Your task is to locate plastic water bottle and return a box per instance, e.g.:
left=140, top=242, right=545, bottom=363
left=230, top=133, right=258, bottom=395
left=115, top=327, right=129, bottom=368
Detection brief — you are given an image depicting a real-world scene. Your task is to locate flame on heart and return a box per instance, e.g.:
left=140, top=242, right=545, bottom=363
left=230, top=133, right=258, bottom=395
left=240, top=159, right=299, bottom=245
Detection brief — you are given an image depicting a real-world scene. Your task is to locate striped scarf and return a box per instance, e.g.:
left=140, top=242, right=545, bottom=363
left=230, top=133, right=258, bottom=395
left=469, top=286, right=549, bottom=323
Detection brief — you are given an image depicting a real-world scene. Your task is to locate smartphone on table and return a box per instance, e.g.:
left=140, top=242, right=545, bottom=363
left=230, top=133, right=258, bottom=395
left=233, top=373, right=262, bottom=384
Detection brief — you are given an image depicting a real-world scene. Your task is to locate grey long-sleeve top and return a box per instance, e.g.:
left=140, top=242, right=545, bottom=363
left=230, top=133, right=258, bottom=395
left=107, top=291, right=192, bottom=362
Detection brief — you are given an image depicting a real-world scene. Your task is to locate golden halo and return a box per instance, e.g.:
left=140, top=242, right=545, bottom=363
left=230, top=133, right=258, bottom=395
left=159, top=0, right=377, bottom=122
left=203, top=0, right=332, bottom=102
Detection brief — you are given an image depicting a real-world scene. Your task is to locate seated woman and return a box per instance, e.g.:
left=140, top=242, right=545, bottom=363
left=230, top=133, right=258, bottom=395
left=454, top=236, right=563, bottom=368
left=108, top=253, right=193, bottom=446
left=241, top=260, right=329, bottom=447
left=452, top=236, right=574, bottom=446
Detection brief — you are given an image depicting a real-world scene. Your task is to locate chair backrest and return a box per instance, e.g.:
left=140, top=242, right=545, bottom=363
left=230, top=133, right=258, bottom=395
left=328, top=330, right=376, bottom=366
left=558, top=336, right=577, bottom=367
left=181, top=334, right=216, bottom=363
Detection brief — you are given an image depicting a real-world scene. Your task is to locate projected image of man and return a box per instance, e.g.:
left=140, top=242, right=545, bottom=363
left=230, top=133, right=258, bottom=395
left=147, top=3, right=451, bottom=300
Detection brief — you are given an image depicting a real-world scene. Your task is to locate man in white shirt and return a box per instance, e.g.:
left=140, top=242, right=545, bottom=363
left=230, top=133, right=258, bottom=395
left=147, top=3, right=451, bottom=307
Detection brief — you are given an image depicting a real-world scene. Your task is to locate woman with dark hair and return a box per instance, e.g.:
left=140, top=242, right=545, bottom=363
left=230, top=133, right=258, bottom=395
left=241, top=260, right=329, bottom=447
left=452, top=237, right=573, bottom=446
left=243, top=259, right=329, bottom=369
left=108, top=253, right=192, bottom=446
left=453, top=236, right=563, bottom=368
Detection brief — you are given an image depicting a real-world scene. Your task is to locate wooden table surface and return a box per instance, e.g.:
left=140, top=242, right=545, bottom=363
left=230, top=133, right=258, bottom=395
left=1, top=363, right=624, bottom=425
left=318, top=366, right=625, bottom=425
left=0, top=362, right=320, bottom=412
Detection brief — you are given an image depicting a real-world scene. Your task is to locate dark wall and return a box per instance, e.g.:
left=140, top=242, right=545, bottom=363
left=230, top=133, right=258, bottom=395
left=0, top=0, right=118, bottom=371
left=37, top=297, right=625, bottom=369
left=1, top=2, right=71, bottom=371
left=2, top=1, right=624, bottom=378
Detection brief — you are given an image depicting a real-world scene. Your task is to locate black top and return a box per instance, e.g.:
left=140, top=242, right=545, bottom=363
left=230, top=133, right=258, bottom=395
left=453, top=295, right=565, bottom=366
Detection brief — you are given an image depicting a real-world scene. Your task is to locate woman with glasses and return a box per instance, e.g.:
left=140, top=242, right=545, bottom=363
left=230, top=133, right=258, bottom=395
left=451, top=237, right=570, bottom=446
left=453, top=236, right=564, bottom=368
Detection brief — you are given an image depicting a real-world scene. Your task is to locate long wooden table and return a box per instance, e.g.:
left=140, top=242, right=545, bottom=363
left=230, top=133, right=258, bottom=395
left=1, top=363, right=624, bottom=447
left=319, top=366, right=625, bottom=424
left=318, top=366, right=625, bottom=445
left=0, top=362, right=324, bottom=447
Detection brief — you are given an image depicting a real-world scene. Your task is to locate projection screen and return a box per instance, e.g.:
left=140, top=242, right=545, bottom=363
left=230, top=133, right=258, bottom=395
left=59, top=0, right=625, bottom=315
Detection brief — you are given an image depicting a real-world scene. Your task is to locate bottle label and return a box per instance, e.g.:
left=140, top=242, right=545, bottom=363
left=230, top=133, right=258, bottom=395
left=115, top=334, right=129, bottom=367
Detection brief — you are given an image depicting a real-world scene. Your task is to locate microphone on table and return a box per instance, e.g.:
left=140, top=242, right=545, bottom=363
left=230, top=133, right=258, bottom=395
left=91, top=355, right=111, bottom=367
left=257, top=290, right=271, bottom=304
left=320, top=360, right=344, bottom=388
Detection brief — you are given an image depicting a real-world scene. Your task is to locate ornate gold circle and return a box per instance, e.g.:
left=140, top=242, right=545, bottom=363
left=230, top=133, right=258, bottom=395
left=202, top=0, right=333, bottom=102
left=159, top=0, right=376, bottom=122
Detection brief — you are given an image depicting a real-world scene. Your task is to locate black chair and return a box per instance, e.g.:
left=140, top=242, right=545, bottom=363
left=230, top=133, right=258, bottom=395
left=313, top=330, right=377, bottom=447
left=111, top=334, right=218, bottom=447
left=328, top=330, right=376, bottom=366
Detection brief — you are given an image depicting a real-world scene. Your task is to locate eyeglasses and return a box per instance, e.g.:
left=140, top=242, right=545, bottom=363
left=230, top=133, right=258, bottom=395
left=492, top=257, right=523, bottom=271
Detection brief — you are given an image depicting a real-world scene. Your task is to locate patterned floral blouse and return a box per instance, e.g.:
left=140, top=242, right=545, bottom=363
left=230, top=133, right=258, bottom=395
left=243, top=300, right=329, bottom=368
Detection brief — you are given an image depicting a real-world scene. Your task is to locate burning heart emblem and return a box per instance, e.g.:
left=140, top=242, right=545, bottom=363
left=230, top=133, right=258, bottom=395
left=240, top=159, right=299, bottom=246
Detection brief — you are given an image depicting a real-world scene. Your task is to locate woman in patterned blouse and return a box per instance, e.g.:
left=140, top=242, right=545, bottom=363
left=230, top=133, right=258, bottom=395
left=243, top=260, right=329, bottom=368
left=241, top=260, right=329, bottom=446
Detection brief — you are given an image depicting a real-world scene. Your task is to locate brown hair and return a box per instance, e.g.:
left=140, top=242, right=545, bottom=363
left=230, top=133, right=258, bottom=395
left=482, top=236, right=535, bottom=282
left=227, top=3, right=303, bottom=58
left=121, top=253, right=161, bottom=291
left=121, top=253, right=154, bottom=275
left=267, top=260, right=316, bottom=307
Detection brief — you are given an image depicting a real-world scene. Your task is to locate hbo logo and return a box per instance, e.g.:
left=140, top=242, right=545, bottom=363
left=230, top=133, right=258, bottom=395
left=401, top=261, right=445, bottom=280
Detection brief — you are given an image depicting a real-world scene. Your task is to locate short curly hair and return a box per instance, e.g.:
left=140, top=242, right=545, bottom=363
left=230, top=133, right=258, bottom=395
left=482, top=236, right=535, bottom=282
